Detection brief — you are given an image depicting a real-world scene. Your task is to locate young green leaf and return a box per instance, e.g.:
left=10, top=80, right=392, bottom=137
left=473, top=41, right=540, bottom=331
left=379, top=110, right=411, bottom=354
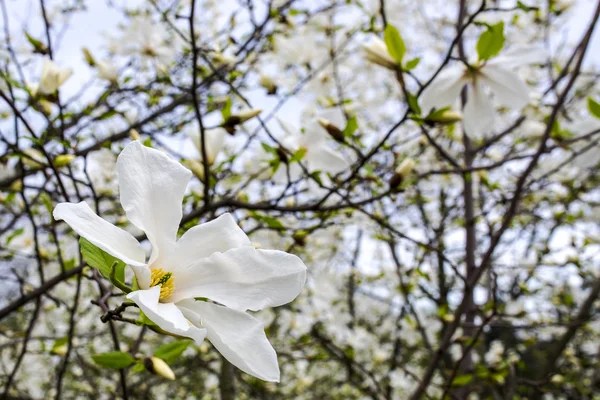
left=79, top=237, right=126, bottom=280
left=383, top=24, right=406, bottom=64
left=476, top=22, right=505, bottom=61
left=290, top=148, right=307, bottom=163
left=154, top=340, right=191, bottom=364
left=92, top=352, right=136, bottom=369
left=221, top=97, right=233, bottom=120
left=404, top=57, right=420, bottom=71
left=587, top=97, right=600, bottom=119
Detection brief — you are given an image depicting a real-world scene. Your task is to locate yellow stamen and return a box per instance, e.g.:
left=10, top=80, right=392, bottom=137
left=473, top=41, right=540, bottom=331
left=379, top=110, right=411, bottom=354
left=150, top=268, right=175, bottom=302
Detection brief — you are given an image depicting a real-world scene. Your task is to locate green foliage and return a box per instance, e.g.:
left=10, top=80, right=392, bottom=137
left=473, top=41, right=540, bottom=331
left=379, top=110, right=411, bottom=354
left=79, top=238, right=126, bottom=282
left=221, top=97, right=233, bottom=120
left=290, top=148, right=307, bottom=163
left=92, top=352, right=136, bottom=369
left=5, top=227, right=24, bottom=246
left=476, top=22, right=505, bottom=61
left=342, top=115, right=358, bottom=137
left=383, top=24, right=406, bottom=64
left=406, top=92, right=421, bottom=115
left=404, top=57, right=420, bottom=71
left=587, top=97, right=600, bottom=119
left=452, top=374, right=474, bottom=386
left=153, top=340, right=191, bottom=364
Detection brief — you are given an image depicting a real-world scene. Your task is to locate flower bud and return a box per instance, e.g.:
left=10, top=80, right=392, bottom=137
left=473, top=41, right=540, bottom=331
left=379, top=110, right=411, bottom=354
left=211, top=52, right=236, bottom=67
left=183, top=159, right=205, bottom=182
left=39, top=58, right=72, bottom=94
left=362, top=36, right=398, bottom=71
left=144, top=357, right=175, bottom=380
left=129, top=129, right=141, bottom=141
left=389, top=158, right=415, bottom=188
left=235, top=109, right=262, bottom=123
left=82, top=47, right=96, bottom=67
left=260, top=74, right=277, bottom=95
left=317, top=118, right=345, bottom=142
left=9, top=179, right=22, bottom=192
left=22, top=148, right=44, bottom=168
left=223, top=109, right=262, bottom=135
left=97, top=61, right=118, bottom=84
left=53, top=154, right=76, bottom=168
left=51, top=343, right=68, bottom=356
left=425, top=110, right=463, bottom=125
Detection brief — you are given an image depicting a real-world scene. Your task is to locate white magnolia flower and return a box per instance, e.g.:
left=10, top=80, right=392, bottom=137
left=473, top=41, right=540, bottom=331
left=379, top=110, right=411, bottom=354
left=97, top=61, right=118, bottom=83
left=110, top=15, right=176, bottom=70
left=39, top=58, right=72, bottom=94
left=187, top=127, right=227, bottom=166
left=53, top=141, right=307, bottom=382
left=420, top=46, right=546, bottom=138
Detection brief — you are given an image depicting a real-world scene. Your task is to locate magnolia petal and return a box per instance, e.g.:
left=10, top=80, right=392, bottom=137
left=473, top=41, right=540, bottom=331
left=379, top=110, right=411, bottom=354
left=306, top=146, right=349, bottom=175
left=170, top=247, right=307, bottom=311
left=168, top=213, right=251, bottom=271
left=420, top=66, right=467, bottom=114
left=481, top=64, right=530, bottom=109
left=53, top=201, right=146, bottom=266
left=463, top=82, right=496, bottom=139
left=117, top=141, right=191, bottom=265
left=491, top=45, right=547, bottom=68
left=177, top=300, right=280, bottom=382
left=276, top=117, right=299, bottom=137
left=127, top=287, right=207, bottom=343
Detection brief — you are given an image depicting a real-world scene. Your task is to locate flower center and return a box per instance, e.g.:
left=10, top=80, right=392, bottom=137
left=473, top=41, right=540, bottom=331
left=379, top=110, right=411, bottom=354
left=150, top=268, right=175, bottom=302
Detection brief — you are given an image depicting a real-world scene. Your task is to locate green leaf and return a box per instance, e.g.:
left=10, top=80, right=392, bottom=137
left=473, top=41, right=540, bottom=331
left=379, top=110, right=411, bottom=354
left=587, top=97, right=600, bottom=119
left=50, top=337, right=69, bottom=355
left=5, top=227, right=24, bottom=246
left=451, top=374, right=473, bottom=387
left=383, top=24, right=406, bottom=64
left=404, top=57, right=420, bottom=71
left=131, top=362, right=145, bottom=373
left=261, top=142, right=277, bottom=155
left=153, top=340, right=191, bottom=364
left=406, top=92, right=421, bottom=115
left=476, top=22, right=505, bottom=61
left=24, top=31, right=48, bottom=54
left=92, top=352, right=135, bottom=369
left=79, top=238, right=126, bottom=280
left=221, top=97, right=232, bottom=120
left=290, top=148, right=307, bottom=163
left=342, top=115, right=358, bottom=137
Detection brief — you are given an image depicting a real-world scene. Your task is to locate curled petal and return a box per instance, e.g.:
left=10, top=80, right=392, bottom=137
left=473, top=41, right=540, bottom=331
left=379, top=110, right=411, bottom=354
left=53, top=201, right=145, bottom=267
left=177, top=300, right=280, bottom=382
left=127, top=287, right=207, bottom=343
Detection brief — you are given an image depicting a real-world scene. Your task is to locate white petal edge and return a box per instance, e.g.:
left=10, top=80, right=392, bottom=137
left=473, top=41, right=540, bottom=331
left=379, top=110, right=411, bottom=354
left=117, top=141, right=191, bottom=265
left=307, top=146, right=350, bottom=175
left=491, top=45, right=547, bottom=68
left=463, top=82, right=496, bottom=139
left=53, top=201, right=146, bottom=267
left=168, top=213, right=251, bottom=271
left=481, top=64, right=530, bottom=109
left=127, top=287, right=207, bottom=343
left=177, top=300, right=280, bottom=382
left=420, top=66, right=467, bottom=114
left=170, top=247, right=307, bottom=310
